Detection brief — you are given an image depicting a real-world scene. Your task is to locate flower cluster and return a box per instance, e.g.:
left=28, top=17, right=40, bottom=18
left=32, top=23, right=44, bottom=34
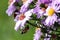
left=6, top=0, right=60, bottom=40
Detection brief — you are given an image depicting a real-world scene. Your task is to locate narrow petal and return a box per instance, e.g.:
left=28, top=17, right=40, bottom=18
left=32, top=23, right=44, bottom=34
left=20, top=3, right=28, bottom=13
left=37, top=9, right=45, bottom=18
left=51, top=0, right=60, bottom=11
left=44, top=38, right=50, bottom=40
left=38, top=0, right=52, bottom=4
left=44, top=14, right=57, bottom=26
left=20, top=20, right=26, bottom=29
left=6, top=5, right=16, bottom=16
left=33, top=28, right=42, bottom=40
left=25, top=9, right=33, bottom=17
left=14, top=15, right=19, bottom=22
left=20, top=0, right=33, bottom=13
left=14, top=20, right=21, bottom=31
left=26, top=0, right=33, bottom=3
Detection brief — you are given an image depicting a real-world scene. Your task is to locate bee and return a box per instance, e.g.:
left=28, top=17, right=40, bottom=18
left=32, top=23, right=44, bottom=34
left=14, top=13, right=17, bottom=18
left=14, top=9, right=19, bottom=18
left=21, top=26, right=29, bottom=34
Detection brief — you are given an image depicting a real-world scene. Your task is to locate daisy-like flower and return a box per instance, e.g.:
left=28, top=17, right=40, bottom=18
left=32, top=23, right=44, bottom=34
left=43, top=0, right=60, bottom=26
left=20, top=0, right=33, bottom=13
left=33, top=27, right=42, bottom=40
left=33, top=0, right=52, bottom=18
left=6, top=0, right=19, bottom=16
left=33, top=3, right=45, bottom=18
left=14, top=9, right=33, bottom=31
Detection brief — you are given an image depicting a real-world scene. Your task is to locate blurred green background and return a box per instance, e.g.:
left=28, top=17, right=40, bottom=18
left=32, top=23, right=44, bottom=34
left=0, top=0, right=35, bottom=40
left=0, top=0, right=60, bottom=40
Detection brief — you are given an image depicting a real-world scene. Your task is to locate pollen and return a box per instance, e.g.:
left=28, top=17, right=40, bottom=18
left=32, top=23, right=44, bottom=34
left=8, top=0, right=13, bottom=5
left=48, top=8, right=55, bottom=16
left=19, top=14, right=25, bottom=20
left=22, top=0, right=27, bottom=4
left=36, top=27, right=40, bottom=31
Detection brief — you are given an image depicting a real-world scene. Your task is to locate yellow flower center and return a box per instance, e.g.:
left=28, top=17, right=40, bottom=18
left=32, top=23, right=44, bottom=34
left=8, top=0, right=13, bottom=5
left=19, top=14, right=25, bottom=20
left=22, top=0, right=27, bottom=4
left=48, top=8, right=55, bottom=16
left=36, top=27, right=40, bottom=31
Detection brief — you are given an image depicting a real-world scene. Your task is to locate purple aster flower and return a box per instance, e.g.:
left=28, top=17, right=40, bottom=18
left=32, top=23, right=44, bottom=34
left=14, top=9, right=33, bottom=31
left=33, top=0, right=52, bottom=18
left=33, top=28, right=42, bottom=40
left=43, top=0, right=60, bottom=26
left=33, top=4, right=45, bottom=18
left=20, top=0, right=33, bottom=13
left=33, top=1, right=45, bottom=18
left=6, top=0, right=19, bottom=16
left=6, top=5, right=16, bottom=16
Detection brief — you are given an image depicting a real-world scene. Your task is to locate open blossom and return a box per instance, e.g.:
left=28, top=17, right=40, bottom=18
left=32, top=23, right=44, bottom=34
left=33, top=0, right=52, bottom=18
left=33, top=27, right=42, bottom=40
left=33, top=3, right=45, bottom=18
left=43, top=0, right=60, bottom=26
left=20, top=0, right=33, bottom=13
left=14, top=9, right=33, bottom=31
